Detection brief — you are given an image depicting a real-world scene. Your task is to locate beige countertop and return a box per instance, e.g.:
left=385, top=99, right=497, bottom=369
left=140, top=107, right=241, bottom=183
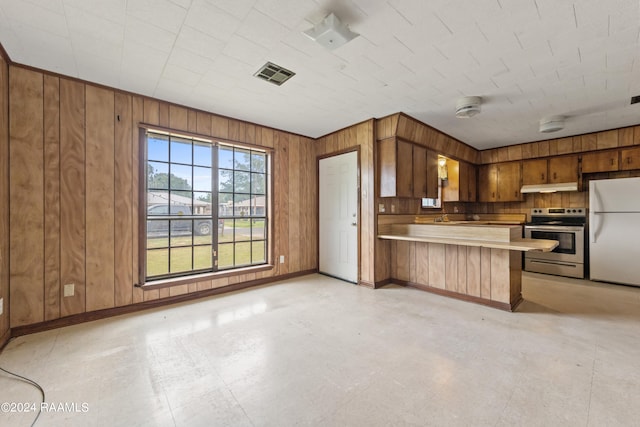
left=378, top=223, right=558, bottom=252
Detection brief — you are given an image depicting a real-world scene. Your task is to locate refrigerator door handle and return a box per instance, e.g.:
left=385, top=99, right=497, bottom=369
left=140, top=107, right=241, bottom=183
left=592, top=183, right=604, bottom=213
left=591, top=212, right=602, bottom=243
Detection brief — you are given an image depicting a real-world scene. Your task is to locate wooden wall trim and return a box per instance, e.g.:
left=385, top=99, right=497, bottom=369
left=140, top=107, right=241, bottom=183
left=397, top=112, right=477, bottom=154
left=10, top=269, right=318, bottom=338
left=393, top=279, right=521, bottom=312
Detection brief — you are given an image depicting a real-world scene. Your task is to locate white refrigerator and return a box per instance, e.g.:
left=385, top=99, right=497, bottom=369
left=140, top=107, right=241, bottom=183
left=589, top=177, right=640, bottom=287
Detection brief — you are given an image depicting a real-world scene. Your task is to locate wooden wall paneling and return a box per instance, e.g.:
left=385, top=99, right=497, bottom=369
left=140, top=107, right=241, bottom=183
left=169, top=105, right=188, bottom=131
left=158, top=102, right=169, bottom=127
left=196, top=112, right=212, bottom=136
left=85, top=86, right=116, bottom=312
left=489, top=249, right=510, bottom=303
left=428, top=243, right=445, bottom=288
left=143, top=99, right=159, bottom=125
left=634, top=126, right=640, bottom=145
left=211, top=277, right=229, bottom=289
left=597, top=130, right=618, bottom=149
left=187, top=110, right=197, bottom=133
left=132, top=96, right=144, bottom=304
left=548, top=139, right=558, bottom=156
left=360, top=123, right=375, bottom=283
left=572, top=136, right=583, bottom=152
left=196, top=279, right=212, bottom=291
left=114, top=93, right=133, bottom=307
left=212, top=115, right=229, bottom=139
left=556, top=137, right=573, bottom=154
left=618, top=126, right=633, bottom=147
left=228, top=119, right=243, bottom=141
left=43, top=75, right=61, bottom=321
left=496, top=148, right=509, bottom=162
left=59, top=79, right=86, bottom=316
left=246, top=123, right=257, bottom=145
left=9, top=67, right=45, bottom=327
left=0, top=56, right=8, bottom=337
left=260, top=127, right=274, bottom=148
left=521, top=142, right=538, bottom=159
left=390, top=240, right=397, bottom=278
left=395, top=241, right=411, bottom=281
left=445, top=245, right=458, bottom=292
left=414, top=243, right=428, bottom=286
left=303, top=137, right=317, bottom=271
left=507, top=145, right=522, bottom=161
left=457, top=246, right=467, bottom=295
left=288, top=135, right=301, bottom=272
left=537, top=140, right=550, bottom=157
left=275, top=132, right=289, bottom=275
left=376, top=114, right=399, bottom=140
left=509, top=251, right=522, bottom=305
left=480, top=247, right=491, bottom=299
left=229, top=272, right=257, bottom=285
left=466, top=247, right=481, bottom=297
left=581, top=133, right=597, bottom=151
left=169, top=285, right=189, bottom=296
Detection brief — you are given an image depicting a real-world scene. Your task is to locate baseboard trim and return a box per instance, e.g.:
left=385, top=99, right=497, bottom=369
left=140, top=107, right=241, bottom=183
left=358, top=280, right=375, bottom=289
left=394, top=279, right=517, bottom=312
left=10, top=269, right=318, bottom=338
left=373, top=278, right=393, bottom=289
left=0, top=328, right=10, bottom=352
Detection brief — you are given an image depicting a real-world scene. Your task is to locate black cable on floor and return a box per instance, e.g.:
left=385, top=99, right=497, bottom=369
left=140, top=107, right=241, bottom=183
left=0, top=365, right=45, bottom=427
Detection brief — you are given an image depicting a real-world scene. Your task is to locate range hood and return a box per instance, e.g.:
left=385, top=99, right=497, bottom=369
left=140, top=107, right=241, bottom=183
left=520, top=182, right=579, bottom=193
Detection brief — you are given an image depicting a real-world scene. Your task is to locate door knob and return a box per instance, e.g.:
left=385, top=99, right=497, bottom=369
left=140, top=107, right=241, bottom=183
left=351, top=222, right=357, bottom=226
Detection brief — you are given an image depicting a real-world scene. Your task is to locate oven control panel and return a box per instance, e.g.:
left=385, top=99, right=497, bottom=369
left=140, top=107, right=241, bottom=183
left=531, top=208, right=585, bottom=216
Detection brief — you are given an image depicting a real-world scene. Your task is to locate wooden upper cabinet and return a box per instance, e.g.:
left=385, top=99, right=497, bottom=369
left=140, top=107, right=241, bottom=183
left=478, top=164, right=498, bottom=202
left=426, top=150, right=439, bottom=199
left=442, top=158, right=460, bottom=202
left=379, top=138, right=432, bottom=198
left=412, top=145, right=427, bottom=198
left=496, top=161, right=523, bottom=201
left=458, top=161, right=477, bottom=202
left=581, top=150, right=619, bottom=173
left=548, top=155, right=578, bottom=182
left=620, top=147, right=640, bottom=171
left=522, top=159, right=547, bottom=185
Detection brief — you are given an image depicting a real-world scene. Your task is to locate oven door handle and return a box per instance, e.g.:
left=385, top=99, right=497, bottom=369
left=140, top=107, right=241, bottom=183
left=528, top=260, right=578, bottom=268
left=524, top=225, right=584, bottom=232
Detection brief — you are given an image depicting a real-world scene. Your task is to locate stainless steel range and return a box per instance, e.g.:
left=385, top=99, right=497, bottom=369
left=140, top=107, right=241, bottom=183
left=524, top=208, right=586, bottom=279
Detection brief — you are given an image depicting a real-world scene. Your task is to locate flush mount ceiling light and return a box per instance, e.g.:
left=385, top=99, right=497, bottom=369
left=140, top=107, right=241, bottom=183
left=303, top=13, right=359, bottom=50
left=539, top=115, right=565, bottom=133
left=455, top=96, right=482, bottom=118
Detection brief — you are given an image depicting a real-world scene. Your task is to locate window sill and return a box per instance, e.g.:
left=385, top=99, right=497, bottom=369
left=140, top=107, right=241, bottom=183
left=138, top=264, right=274, bottom=290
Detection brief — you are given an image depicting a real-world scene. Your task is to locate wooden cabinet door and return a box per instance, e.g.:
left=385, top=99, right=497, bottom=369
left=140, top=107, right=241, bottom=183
left=582, top=150, right=619, bottom=173
left=620, top=147, right=640, bottom=171
left=396, top=140, right=414, bottom=197
left=412, top=145, right=427, bottom=198
left=458, top=161, right=477, bottom=202
left=497, top=161, right=523, bottom=201
left=522, top=159, right=547, bottom=184
left=442, top=159, right=460, bottom=202
left=478, top=164, right=498, bottom=202
left=426, top=149, right=439, bottom=199
left=378, top=138, right=397, bottom=197
left=549, top=155, right=578, bottom=182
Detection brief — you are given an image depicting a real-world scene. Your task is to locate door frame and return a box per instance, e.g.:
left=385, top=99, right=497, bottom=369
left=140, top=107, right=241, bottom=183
left=317, top=147, right=361, bottom=283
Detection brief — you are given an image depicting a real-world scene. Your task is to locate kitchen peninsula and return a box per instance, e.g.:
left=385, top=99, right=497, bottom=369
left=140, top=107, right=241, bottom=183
left=378, top=216, right=558, bottom=311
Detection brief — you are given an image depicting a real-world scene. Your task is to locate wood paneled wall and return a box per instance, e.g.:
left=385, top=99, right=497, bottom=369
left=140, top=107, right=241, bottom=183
left=315, top=120, right=376, bottom=286
left=479, top=126, right=640, bottom=164
left=8, top=65, right=317, bottom=328
left=0, top=54, right=9, bottom=344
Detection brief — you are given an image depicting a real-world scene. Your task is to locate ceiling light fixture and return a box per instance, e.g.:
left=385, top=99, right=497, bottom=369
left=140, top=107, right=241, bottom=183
left=303, top=13, right=359, bottom=50
left=455, top=96, right=482, bottom=118
left=539, top=115, right=565, bottom=133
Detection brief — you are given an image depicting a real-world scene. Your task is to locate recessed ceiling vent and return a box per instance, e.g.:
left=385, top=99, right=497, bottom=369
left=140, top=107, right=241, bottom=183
left=631, top=95, right=640, bottom=105
left=254, top=62, right=295, bottom=86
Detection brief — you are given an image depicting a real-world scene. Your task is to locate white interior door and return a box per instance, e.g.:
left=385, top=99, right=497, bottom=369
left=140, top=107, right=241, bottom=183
left=319, top=151, right=358, bottom=283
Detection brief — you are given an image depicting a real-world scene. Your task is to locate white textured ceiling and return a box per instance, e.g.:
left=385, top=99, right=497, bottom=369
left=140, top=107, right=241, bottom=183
left=1, top=0, right=639, bottom=149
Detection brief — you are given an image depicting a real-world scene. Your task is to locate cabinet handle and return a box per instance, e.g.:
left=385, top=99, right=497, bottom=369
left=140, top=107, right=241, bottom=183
left=610, top=158, right=614, bottom=165
left=515, top=190, right=518, bottom=197
left=627, top=157, right=631, bottom=164
left=541, top=173, right=545, bottom=180
left=553, top=172, right=557, bottom=179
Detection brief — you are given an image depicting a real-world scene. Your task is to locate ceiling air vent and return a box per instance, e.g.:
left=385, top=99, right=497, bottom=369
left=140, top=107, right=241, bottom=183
left=631, top=95, right=640, bottom=105
left=254, top=62, right=295, bottom=86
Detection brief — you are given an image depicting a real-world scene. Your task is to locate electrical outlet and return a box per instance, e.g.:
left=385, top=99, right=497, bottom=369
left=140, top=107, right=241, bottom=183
left=391, top=204, right=396, bottom=213
left=0, top=297, right=3, bottom=316
left=64, top=283, right=75, bottom=297
left=378, top=204, right=385, bottom=213
left=279, top=255, right=285, bottom=264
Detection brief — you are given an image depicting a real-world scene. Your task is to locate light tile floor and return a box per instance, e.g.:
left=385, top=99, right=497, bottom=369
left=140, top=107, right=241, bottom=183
left=1, top=272, right=639, bottom=426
